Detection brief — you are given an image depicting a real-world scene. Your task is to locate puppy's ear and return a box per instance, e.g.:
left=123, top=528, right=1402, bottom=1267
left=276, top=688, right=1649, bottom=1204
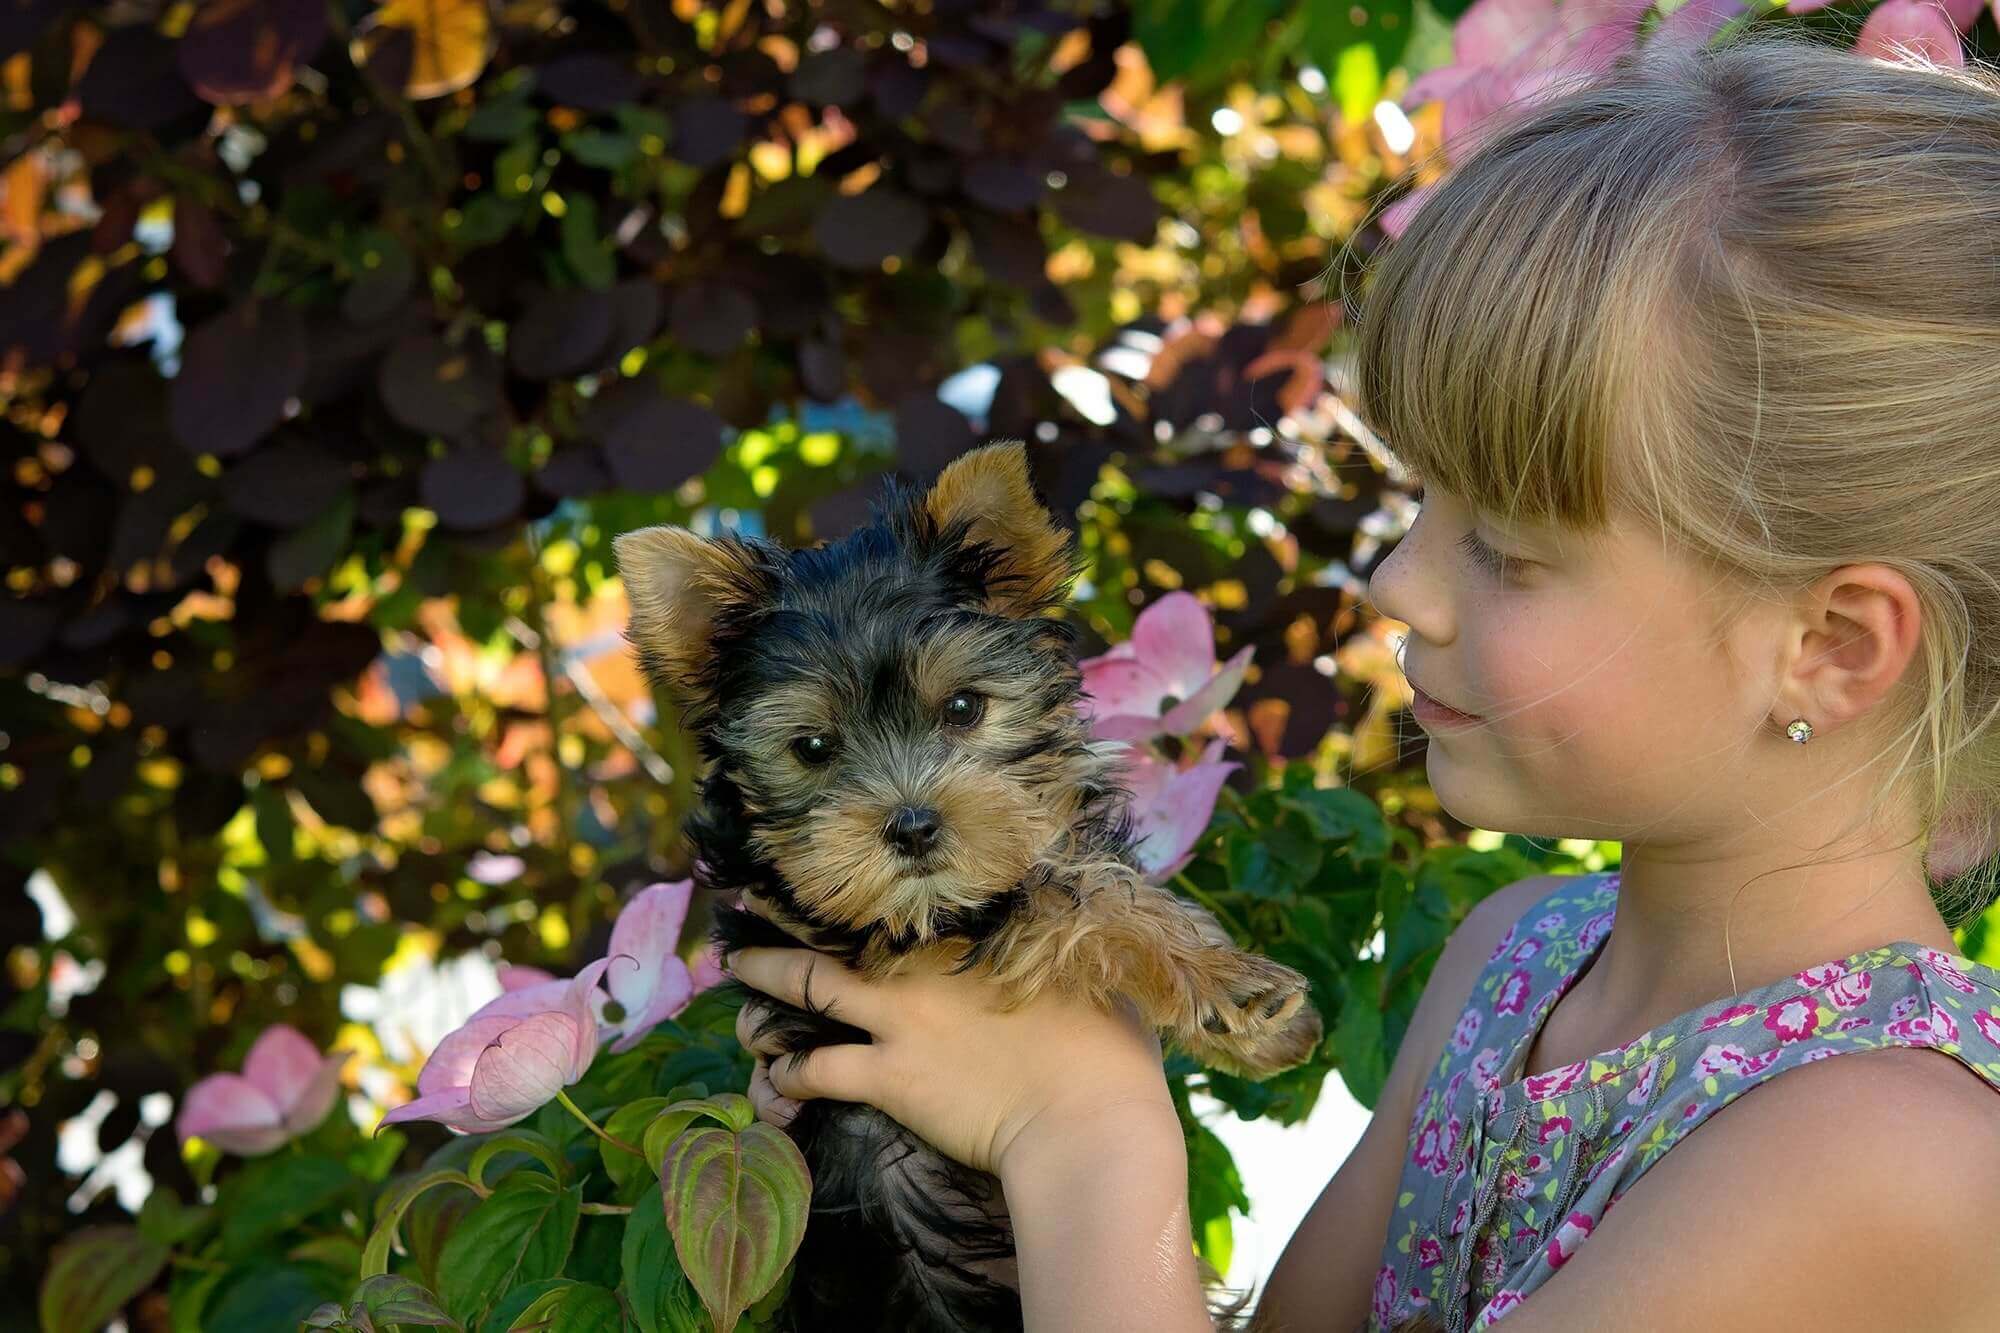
left=923, top=440, right=1079, bottom=616
left=612, top=525, right=770, bottom=698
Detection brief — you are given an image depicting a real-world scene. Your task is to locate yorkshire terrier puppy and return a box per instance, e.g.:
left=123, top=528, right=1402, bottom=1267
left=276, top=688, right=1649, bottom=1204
left=613, top=440, right=1323, bottom=1332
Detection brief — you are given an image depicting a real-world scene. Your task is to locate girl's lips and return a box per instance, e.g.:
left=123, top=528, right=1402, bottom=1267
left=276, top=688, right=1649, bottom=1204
left=1411, top=683, right=1481, bottom=726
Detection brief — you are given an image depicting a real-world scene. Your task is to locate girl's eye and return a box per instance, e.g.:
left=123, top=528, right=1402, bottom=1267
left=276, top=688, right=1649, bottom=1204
left=1458, top=531, right=1515, bottom=579
left=791, top=734, right=837, bottom=765
left=941, top=692, right=985, bottom=728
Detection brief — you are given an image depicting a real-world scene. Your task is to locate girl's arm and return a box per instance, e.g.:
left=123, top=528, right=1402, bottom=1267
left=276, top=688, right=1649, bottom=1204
left=997, top=1094, right=1213, bottom=1332
left=1253, top=874, right=1569, bottom=1330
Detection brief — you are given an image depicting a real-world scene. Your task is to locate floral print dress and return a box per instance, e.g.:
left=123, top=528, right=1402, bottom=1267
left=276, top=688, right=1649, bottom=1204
left=1369, top=870, right=2000, bottom=1333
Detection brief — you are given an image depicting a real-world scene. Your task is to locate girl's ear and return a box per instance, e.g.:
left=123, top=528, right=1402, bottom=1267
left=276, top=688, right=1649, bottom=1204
left=612, top=525, right=770, bottom=698
left=923, top=440, right=1080, bottom=616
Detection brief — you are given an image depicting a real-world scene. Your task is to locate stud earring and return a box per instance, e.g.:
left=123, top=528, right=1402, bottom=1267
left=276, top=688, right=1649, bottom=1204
left=1786, top=718, right=1814, bottom=744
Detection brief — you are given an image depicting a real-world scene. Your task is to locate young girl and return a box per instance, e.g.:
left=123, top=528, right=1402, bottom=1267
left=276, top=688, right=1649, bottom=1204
left=720, top=29, right=2000, bottom=1331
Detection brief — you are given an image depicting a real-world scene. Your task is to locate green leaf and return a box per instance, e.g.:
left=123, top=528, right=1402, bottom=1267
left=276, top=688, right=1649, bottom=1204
left=137, top=1189, right=213, bottom=1247
left=1334, top=965, right=1390, bottom=1109
left=561, top=195, right=614, bottom=290
left=479, top=1280, right=574, bottom=1333
left=1295, top=0, right=1411, bottom=111
left=39, top=1225, right=170, bottom=1333
left=620, top=1188, right=707, bottom=1333
left=469, top=1127, right=572, bottom=1191
left=639, top=1094, right=755, bottom=1178
left=1184, top=1120, right=1246, bottom=1279
left=437, top=1174, right=582, bottom=1328
left=453, top=193, right=525, bottom=248
left=1277, top=784, right=1388, bottom=863
left=1224, top=829, right=1287, bottom=898
left=218, top=1154, right=355, bottom=1258
left=563, top=129, right=638, bottom=171
left=467, top=98, right=539, bottom=142
left=658, top=1119, right=812, bottom=1333
left=506, top=1281, right=623, bottom=1331
left=600, top=1097, right=671, bottom=1200
left=356, top=1273, right=462, bottom=1328
left=204, top=1262, right=348, bottom=1332
left=360, top=1169, right=480, bottom=1278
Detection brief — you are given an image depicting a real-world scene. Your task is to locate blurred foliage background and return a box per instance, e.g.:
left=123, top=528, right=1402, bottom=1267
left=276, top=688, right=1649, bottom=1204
left=6, top=0, right=1998, bottom=1321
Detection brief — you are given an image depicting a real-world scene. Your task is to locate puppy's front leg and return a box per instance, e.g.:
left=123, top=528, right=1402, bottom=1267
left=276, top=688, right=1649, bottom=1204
left=985, top=868, right=1324, bottom=1080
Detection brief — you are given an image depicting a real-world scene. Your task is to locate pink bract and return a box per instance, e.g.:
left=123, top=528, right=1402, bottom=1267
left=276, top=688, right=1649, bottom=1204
left=1078, top=591, right=1253, bottom=743
left=379, top=957, right=612, bottom=1135
left=176, top=1023, right=351, bottom=1156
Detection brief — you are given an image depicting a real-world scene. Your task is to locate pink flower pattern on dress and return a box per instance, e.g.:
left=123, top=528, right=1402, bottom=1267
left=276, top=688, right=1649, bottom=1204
left=1697, top=1003, right=1758, bottom=1032
left=1367, top=870, right=2000, bottom=1333
left=1825, top=972, right=1873, bottom=1010
left=1762, top=995, right=1820, bottom=1043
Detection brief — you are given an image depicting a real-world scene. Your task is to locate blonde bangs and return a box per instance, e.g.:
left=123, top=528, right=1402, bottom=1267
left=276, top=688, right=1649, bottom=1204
left=1345, top=74, right=1718, bottom=550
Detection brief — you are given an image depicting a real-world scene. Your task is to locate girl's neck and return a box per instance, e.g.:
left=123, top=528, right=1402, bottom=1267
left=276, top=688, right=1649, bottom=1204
left=1580, top=846, right=1956, bottom=1036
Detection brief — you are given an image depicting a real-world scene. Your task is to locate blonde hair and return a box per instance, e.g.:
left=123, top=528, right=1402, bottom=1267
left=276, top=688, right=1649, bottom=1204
left=1345, top=27, right=2000, bottom=927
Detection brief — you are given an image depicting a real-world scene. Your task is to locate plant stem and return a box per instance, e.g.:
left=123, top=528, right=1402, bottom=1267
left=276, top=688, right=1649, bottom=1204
left=1172, top=872, right=1251, bottom=943
left=579, top=1202, right=634, bottom=1215
left=555, top=1089, right=643, bottom=1158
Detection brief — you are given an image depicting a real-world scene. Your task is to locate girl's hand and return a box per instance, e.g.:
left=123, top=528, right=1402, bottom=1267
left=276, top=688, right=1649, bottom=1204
left=725, top=891, right=1176, bottom=1180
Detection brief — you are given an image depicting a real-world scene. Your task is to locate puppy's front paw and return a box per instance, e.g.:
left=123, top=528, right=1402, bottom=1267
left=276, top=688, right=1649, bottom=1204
left=1184, top=951, right=1323, bottom=1078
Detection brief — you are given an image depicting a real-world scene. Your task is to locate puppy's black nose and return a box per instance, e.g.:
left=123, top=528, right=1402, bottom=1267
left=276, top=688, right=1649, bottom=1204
left=886, top=806, right=941, bottom=857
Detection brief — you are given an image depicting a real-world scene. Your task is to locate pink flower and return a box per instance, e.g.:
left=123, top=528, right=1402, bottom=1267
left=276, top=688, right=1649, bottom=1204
left=1583, top=1144, right=1625, bottom=1184
left=1931, top=1005, right=1960, bottom=1045
left=1884, top=1016, right=1938, bottom=1043
left=380, top=958, right=612, bottom=1135
left=1472, top=1046, right=1504, bottom=1093
left=1372, top=1265, right=1398, bottom=1327
left=1920, top=948, right=1979, bottom=995
left=1537, top=1115, right=1572, bottom=1143
left=1825, top=973, right=1873, bottom=1010
left=1417, top=1236, right=1445, bottom=1268
left=1695, top=1043, right=1780, bottom=1079
left=1533, top=912, right=1566, bottom=936
left=1494, top=969, right=1533, bottom=1016
left=1795, top=962, right=1847, bottom=989
left=1698, top=1003, right=1758, bottom=1032
left=1973, top=1008, right=2000, bottom=1047
left=1523, top=1059, right=1586, bottom=1101
left=1487, top=923, right=1518, bottom=962
left=1575, top=910, right=1616, bottom=952
left=1412, top=1118, right=1452, bottom=1177
left=690, top=941, right=729, bottom=992
left=1890, top=993, right=1921, bottom=1023
left=1763, top=995, right=1821, bottom=1044
left=1478, top=1290, right=1526, bottom=1323
left=1544, top=1210, right=1596, bottom=1270
left=1835, top=1015, right=1873, bottom=1032
left=1077, top=591, right=1254, bottom=743
left=1510, top=937, right=1542, bottom=964
left=177, top=1024, right=351, bottom=1156
left=1451, top=1199, right=1470, bottom=1235
left=1853, top=0, right=1976, bottom=68
left=1118, top=735, right=1239, bottom=882
left=1450, top=1006, right=1484, bottom=1054
left=600, top=881, right=698, bottom=1053
left=1625, top=1054, right=1662, bottom=1107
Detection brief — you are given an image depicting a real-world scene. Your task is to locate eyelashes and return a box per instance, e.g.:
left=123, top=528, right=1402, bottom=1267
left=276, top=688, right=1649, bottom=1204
left=1407, top=486, right=1518, bottom=579
left=1458, top=530, right=1509, bottom=577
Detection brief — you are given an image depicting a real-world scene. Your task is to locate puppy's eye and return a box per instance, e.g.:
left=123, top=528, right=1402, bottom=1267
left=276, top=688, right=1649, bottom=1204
left=791, top=734, right=836, bottom=765
left=941, top=692, right=985, bottom=728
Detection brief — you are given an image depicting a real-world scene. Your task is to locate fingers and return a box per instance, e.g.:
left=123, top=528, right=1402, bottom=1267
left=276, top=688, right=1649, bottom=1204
left=724, top=943, right=883, bottom=1035
left=733, top=996, right=791, bottom=1057
left=764, top=1041, right=876, bottom=1105
left=748, top=1056, right=803, bottom=1129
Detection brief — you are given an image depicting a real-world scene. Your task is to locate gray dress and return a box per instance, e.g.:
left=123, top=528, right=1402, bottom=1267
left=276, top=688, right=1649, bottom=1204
left=1367, top=870, right=2000, bottom=1332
